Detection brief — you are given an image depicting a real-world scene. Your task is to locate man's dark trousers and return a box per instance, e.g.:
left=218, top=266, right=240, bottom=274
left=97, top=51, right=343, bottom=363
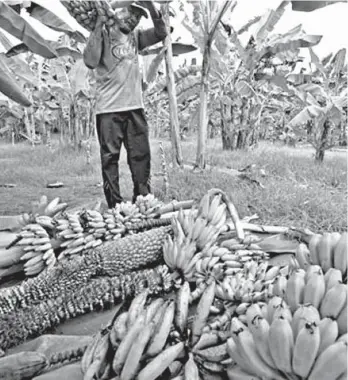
left=96, top=108, right=151, bottom=208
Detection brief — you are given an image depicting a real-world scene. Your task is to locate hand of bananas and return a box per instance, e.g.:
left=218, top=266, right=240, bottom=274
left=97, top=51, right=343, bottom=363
left=81, top=280, right=233, bottom=380
left=296, top=232, right=347, bottom=278
left=228, top=290, right=347, bottom=380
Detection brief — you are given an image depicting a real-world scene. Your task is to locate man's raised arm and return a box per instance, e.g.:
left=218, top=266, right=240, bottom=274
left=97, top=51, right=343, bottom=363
left=137, top=1, right=172, bottom=50
left=83, top=19, right=104, bottom=69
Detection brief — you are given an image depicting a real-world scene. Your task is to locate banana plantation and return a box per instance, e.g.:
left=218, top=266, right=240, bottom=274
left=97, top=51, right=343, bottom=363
left=0, top=1, right=347, bottom=380
left=0, top=0, right=346, bottom=163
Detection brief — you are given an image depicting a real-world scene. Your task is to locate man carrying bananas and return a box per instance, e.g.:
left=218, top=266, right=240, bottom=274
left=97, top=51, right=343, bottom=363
left=83, top=1, right=171, bottom=208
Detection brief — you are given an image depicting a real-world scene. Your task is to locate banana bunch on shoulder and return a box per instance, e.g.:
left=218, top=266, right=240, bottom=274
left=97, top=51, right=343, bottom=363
left=296, top=232, right=347, bottom=278
left=227, top=299, right=347, bottom=380
left=270, top=264, right=347, bottom=335
left=62, top=0, right=116, bottom=31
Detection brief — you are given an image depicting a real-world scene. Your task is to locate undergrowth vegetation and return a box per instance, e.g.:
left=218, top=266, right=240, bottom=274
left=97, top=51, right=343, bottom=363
left=0, top=138, right=346, bottom=233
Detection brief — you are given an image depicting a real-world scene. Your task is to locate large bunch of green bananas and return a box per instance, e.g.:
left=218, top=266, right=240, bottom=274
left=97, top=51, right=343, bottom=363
left=296, top=232, right=347, bottom=277
left=266, top=264, right=347, bottom=336
left=228, top=295, right=347, bottom=380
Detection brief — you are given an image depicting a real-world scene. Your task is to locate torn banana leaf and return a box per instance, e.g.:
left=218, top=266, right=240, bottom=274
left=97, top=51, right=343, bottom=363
left=0, top=2, right=57, bottom=59
left=0, top=54, right=31, bottom=106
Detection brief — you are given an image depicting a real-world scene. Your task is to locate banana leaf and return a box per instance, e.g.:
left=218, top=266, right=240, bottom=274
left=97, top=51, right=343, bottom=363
left=141, top=42, right=198, bottom=57
left=146, top=46, right=166, bottom=85
left=291, top=0, right=345, bottom=12
left=260, top=34, right=322, bottom=59
left=0, top=54, right=31, bottom=106
left=6, top=42, right=82, bottom=60
left=28, top=0, right=75, bottom=34
left=0, top=2, right=57, bottom=59
left=255, top=1, right=289, bottom=44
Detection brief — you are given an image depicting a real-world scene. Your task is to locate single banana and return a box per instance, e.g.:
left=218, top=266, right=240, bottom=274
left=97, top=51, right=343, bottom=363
left=318, top=317, right=339, bottom=355
left=308, top=234, right=322, bottom=265
left=136, top=342, right=184, bottom=380
left=110, top=312, right=128, bottom=346
left=295, top=243, right=311, bottom=270
left=146, top=301, right=175, bottom=357
left=175, top=281, right=190, bottom=335
left=207, top=195, right=221, bottom=222
left=191, top=280, right=216, bottom=346
left=112, top=313, right=145, bottom=375
left=272, top=302, right=292, bottom=323
left=266, top=296, right=284, bottom=323
left=235, top=325, right=284, bottom=379
left=317, top=232, right=335, bottom=272
left=245, top=304, right=262, bottom=328
left=126, top=290, right=148, bottom=328
left=292, top=321, right=320, bottom=378
left=324, top=267, right=343, bottom=291
left=268, top=317, right=294, bottom=374
left=198, top=193, right=211, bottom=219
left=333, top=232, right=347, bottom=276
left=248, top=316, right=277, bottom=369
left=145, top=298, right=164, bottom=324
left=184, top=353, right=200, bottom=380
left=291, top=304, right=320, bottom=339
left=272, top=275, right=288, bottom=299
left=319, top=282, right=347, bottom=319
left=307, top=341, right=347, bottom=380
left=337, top=300, right=347, bottom=336
left=121, top=322, right=154, bottom=380
left=303, top=267, right=326, bottom=309
left=285, top=269, right=306, bottom=313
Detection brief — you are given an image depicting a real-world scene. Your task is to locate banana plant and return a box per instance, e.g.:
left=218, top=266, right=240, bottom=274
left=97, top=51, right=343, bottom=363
left=204, top=2, right=322, bottom=151
left=288, top=48, right=347, bottom=162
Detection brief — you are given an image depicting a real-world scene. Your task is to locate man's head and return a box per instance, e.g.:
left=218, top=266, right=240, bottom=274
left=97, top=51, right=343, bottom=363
left=114, top=4, right=147, bottom=34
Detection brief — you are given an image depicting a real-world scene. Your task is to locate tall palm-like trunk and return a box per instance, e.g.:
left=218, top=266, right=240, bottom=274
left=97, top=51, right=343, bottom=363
left=161, top=3, right=183, bottom=168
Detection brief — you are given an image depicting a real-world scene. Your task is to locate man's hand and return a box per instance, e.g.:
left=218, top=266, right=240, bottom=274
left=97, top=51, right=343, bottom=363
left=136, top=1, right=160, bottom=18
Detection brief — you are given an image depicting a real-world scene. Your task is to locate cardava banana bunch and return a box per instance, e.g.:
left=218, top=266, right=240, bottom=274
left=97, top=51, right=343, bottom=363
left=135, top=194, right=164, bottom=218
left=162, top=193, right=229, bottom=279
left=82, top=290, right=185, bottom=380
left=226, top=299, right=347, bottom=380
left=62, top=0, right=116, bottom=31
left=296, top=232, right=347, bottom=277
left=213, top=261, right=281, bottom=306
left=272, top=264, right=347, bottom=335
left=4, top=222, right=56, bottom=276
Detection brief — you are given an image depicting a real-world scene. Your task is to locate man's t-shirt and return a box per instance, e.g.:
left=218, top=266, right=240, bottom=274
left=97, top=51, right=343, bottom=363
left=94, top=28, right=144, bottom=115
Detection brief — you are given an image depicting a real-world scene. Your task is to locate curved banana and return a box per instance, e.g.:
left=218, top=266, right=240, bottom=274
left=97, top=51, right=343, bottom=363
left=292, top=321, right=320, bottom=378
left=268, top=317, right=294, bottom=374
left=307, top=341, right=347, bottom=380
left=308, top=234, right=322, bottom=265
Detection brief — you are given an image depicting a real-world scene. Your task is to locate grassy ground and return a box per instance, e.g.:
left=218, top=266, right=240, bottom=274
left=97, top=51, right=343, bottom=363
left=0, top=137, right=346, bottom=233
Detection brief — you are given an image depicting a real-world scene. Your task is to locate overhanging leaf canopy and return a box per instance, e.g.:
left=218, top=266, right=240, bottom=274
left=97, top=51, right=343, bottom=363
left=290, top=0, right=345, bottom=12
left=0, top=54, right=31, bottom=106
left=0, top=2, right=58, bottom=59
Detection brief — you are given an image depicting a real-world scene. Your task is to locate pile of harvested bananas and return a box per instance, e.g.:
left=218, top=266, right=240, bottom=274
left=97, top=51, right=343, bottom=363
left=82, top=263, right=347, bottom=380
left=0, top=189, right=346, bottom=380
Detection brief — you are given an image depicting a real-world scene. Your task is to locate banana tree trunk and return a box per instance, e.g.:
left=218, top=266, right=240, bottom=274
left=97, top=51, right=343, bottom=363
left=315, top=118, right=331, bottom=162
left=161, top=3, right=183, bottom=168
left=195, top=43, right=210, bottom=169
